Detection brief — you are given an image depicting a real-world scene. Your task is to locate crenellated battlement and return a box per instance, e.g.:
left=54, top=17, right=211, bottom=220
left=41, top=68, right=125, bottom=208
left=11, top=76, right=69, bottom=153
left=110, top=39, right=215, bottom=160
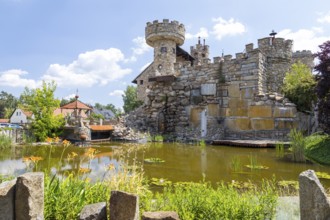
left=145, top=19, right=185, bottom=47
left=292, top=50, right=313, bottom=58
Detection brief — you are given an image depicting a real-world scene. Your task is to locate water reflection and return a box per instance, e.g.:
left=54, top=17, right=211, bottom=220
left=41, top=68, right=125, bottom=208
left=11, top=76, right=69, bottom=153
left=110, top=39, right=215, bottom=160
left=0, top=143, right=330, bottom=187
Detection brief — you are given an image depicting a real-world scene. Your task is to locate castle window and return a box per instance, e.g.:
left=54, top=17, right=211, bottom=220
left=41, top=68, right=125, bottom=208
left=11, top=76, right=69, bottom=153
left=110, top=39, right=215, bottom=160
left=202, top=54, right=205, bottom=58
left=158, top=64, right=163, bottom=70
left=172, top=48, right=176, bottom=54
left=140, top=80, right=143, bottom=85
left=160, top=47, right=167, bottom=53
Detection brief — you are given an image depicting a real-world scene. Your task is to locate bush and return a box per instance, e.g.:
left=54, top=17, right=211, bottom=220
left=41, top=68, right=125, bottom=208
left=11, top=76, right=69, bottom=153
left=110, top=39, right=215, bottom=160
left=289, top=129, right=306, bottom=162
left=304, top=134, right=330, bottom=165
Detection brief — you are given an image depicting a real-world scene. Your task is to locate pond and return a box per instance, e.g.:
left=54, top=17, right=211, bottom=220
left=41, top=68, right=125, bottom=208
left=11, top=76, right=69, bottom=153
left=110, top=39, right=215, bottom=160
left=1, top=142, right=330, bottom=187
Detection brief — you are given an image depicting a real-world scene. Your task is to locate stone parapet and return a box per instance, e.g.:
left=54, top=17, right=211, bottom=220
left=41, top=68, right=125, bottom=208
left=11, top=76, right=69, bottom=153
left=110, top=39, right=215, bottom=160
left=146, top=19, right=185, bottom=46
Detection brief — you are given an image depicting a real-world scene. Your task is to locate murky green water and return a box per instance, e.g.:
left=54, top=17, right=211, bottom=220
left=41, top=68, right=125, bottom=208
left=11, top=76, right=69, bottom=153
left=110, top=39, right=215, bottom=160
left=1, top=142, right=330, bottom=187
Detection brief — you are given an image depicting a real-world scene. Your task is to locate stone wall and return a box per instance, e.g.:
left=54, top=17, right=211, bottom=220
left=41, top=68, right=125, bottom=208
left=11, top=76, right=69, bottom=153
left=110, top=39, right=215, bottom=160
left=130, top=19, right=315, bottom=141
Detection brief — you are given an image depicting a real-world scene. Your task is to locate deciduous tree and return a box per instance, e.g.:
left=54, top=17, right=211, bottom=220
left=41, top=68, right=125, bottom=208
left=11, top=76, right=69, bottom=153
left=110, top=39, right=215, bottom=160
left=20, top=81, right=64, bottom=141
left=282, top=61, right=316, bottom=112
left=122, top=85, right=143, bottom=113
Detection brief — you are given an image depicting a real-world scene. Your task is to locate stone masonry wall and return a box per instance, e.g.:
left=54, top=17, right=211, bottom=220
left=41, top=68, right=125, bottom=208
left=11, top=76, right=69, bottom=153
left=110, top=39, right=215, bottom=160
left=130, top=20, right=315, bottom=141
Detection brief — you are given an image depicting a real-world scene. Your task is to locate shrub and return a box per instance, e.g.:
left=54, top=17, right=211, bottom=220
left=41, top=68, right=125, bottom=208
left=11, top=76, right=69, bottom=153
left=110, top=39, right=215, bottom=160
left=304, top=133, right=330, bottom=165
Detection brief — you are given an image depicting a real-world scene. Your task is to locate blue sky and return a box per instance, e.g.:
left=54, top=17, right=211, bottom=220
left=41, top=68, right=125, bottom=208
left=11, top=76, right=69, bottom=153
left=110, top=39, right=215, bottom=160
left=0, top=0, right=330, bottom=109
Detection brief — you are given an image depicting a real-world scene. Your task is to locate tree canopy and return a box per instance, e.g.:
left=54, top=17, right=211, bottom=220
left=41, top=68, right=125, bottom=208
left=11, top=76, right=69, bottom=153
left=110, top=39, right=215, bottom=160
left=122, top=85, right=143, bottom=113
left=20, top=81, right=64, bottom=141
left=314, top=41, right=330, bottom=134
left=94, top=103, right=122, bottom=116
left=0, top=91, right=18, bottom=118
left=282, top=61, right=316, bottom=112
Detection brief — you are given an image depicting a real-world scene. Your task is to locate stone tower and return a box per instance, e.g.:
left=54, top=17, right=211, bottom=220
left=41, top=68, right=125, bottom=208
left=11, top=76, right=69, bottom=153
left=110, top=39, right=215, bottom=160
left=190, top=37, right=210, bottom=66
left=145, top=19, right=185, bottom=76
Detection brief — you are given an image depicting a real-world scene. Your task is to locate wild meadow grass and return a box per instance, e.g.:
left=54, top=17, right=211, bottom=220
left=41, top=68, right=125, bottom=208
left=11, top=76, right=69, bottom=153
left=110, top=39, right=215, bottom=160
left=151, top=181, right=278, bottom=220
left=0, top=134, right=12, bottom=149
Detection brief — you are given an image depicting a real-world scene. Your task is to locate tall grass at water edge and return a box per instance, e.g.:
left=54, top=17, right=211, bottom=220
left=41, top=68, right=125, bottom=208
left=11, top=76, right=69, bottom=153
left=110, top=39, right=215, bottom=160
left=0, top=134, right=12, bottom=149
left=289, top=129, right=306, bottom=162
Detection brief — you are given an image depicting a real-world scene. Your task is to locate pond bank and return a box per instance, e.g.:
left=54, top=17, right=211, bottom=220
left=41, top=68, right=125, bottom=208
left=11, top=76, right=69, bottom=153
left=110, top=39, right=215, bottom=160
left=212, top=139, right=290, bottom=148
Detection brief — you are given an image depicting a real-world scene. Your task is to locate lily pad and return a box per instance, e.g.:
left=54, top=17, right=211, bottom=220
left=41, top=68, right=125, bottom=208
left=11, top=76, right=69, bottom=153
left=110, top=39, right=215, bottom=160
left=150, top=177, right=172, bottom=186
left=316, top=172, right=330, bottom=180
left=245, top=165, right=269, bottom=170
left=144, top=157, right=165, bottom=163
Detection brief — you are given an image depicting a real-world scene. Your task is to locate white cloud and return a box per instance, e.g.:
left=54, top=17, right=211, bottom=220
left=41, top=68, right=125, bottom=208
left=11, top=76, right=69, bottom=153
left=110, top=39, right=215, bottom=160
left=0, top=69, right=39, bottom=88
left=62, top=93, right=76, bottom=100
left=317, top=11, right=330, bottom=23
left=211, top=17, right=246, bottom=40
left=126, top=36, right=152, bottom=62
left=42, top=48, right=132, bottom=87
left=278, top=28, right=329, bottom=52
left=186, top=27, right=209, bottom=40
left=109, top=90, right=124, bottom=97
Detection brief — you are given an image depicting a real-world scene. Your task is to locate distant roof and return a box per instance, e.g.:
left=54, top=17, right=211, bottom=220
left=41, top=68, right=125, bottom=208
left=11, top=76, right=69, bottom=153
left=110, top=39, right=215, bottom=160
left=21, top=109, right=33, bottom=117
left=90, top=125, right=114, bottom=131
left=61, top=100, right=92, bottom=110
left=93, top=108, right=115, bottom=119
left=0, top=119, right=9, bottom=123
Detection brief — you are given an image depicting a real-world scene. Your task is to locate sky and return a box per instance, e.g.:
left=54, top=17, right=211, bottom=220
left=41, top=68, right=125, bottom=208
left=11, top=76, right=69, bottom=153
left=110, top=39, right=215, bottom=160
left=0, top=0, right=330, bottom=109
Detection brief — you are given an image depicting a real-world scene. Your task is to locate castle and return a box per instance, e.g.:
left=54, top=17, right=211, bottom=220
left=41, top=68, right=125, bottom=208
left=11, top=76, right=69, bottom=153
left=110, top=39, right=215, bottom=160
left=130, top=19, right=314, bottom=141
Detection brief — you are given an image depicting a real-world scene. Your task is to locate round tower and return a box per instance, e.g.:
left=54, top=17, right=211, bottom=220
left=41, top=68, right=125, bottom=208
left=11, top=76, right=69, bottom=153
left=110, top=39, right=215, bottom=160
left=145, top=19, right=185, bottom=76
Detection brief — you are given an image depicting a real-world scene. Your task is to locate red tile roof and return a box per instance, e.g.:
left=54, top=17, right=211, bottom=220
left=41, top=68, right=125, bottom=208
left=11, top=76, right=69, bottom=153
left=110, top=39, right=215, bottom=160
left=0, top=119, right=9, bottom=123
left=61, top=100, right=92, bottom=110
left=21, top=110, right=33, bottom=117
left=90, top=125, right=113, bottom=131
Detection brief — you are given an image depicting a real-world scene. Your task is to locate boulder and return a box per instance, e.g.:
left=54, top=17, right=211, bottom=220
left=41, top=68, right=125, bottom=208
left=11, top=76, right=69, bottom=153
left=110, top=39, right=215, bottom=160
left=299, top=170, right=330, bottom=220
left=109, top=190, right=139, bottom=220
left=15, top=172, right=44, bottom=220
left=0, top=179, right=16, bottom=220
left=79, top=202, right=107, bottom=220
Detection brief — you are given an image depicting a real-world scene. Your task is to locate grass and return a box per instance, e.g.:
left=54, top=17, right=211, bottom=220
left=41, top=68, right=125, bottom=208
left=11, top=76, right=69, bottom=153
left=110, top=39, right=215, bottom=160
left=0, top=134, right=12, bottom=149
left=151, top=181, right=278, bottom=220
left=304, top=133, right=330, bottom=165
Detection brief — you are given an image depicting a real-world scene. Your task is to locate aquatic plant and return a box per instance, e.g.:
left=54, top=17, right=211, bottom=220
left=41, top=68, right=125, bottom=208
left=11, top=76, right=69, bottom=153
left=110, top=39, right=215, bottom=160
left=275, top=142, right=285, bottom=158
left=315, top=172, right=330, bottom=180
left=144, top=157, right=165, bottom=163
left=289, top=129, right=306, bottom=162
left=150, top=177, right=172, bottom=187
left=245, top=154, right=269, bottom=170
left=277, top=180, right=299, bottom=196
left=230, top=156, right=242, bottom=172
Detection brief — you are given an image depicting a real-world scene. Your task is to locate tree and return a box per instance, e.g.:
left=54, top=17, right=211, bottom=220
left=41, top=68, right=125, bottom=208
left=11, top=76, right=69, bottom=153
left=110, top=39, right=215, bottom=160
left=282, top=61, right=316, bottom=112
left=314, top=41, right=330, bottom=134
left=122, top=85, right=143, bottom=113
left=0, top=91, right=18, bottom=118
left=20, top=81, right=65, bottom=141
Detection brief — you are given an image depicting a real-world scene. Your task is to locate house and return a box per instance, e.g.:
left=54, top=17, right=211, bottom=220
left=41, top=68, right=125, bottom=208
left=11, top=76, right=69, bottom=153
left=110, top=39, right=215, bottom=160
left=10, top=108, right=34, bottom=124
left=92, top=108, right=115, bottom=121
